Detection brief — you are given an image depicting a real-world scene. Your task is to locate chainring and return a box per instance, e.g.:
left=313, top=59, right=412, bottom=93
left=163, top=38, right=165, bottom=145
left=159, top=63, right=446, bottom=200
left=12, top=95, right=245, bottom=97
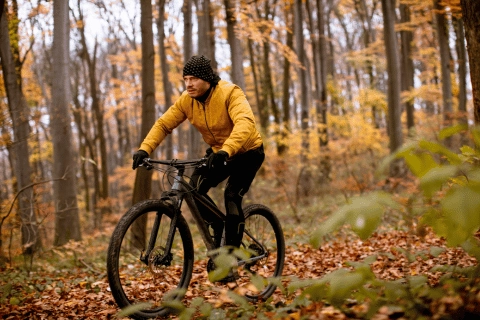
left=245, top=243, right=265, bottom=269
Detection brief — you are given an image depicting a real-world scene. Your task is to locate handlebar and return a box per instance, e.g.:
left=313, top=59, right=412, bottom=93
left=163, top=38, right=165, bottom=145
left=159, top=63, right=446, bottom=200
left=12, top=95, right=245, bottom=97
left=141, top=157, right=207, bottom=170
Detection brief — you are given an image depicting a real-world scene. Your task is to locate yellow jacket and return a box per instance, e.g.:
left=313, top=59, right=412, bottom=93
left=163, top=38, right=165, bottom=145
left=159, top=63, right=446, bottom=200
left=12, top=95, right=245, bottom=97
left=140, top=80, right=263, bottom=157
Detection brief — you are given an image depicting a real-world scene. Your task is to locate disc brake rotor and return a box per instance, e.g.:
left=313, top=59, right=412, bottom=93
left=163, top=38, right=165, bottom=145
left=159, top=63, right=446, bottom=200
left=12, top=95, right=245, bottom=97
left=148, top=246, right=172, bottom=275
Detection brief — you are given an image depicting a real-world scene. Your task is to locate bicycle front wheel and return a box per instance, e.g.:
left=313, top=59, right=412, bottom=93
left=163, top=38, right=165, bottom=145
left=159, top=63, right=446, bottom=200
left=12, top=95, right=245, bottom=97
left=107, top=199, right=194, bottom=319
left=238, top=204, right=285, bottom=301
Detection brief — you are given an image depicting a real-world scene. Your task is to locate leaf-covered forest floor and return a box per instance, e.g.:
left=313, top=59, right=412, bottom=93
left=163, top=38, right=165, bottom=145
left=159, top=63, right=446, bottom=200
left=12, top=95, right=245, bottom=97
left=1, top=220, right=479, bottom=319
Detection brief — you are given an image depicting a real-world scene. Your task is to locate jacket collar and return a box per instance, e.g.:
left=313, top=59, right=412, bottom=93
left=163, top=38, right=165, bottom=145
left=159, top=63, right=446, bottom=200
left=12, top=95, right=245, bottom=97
left=194, top=84, right=216, bottom=104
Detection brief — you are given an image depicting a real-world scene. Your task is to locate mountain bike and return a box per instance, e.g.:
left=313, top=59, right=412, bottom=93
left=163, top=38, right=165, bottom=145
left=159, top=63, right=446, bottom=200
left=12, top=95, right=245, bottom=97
left=106, top=157, right=285, bottom=319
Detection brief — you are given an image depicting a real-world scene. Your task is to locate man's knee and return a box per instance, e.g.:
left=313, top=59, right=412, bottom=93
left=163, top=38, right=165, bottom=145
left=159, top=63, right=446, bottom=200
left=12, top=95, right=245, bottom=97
left=225, top=185, right=244, bottom=215
left=226, top=199, right=240, bottom=217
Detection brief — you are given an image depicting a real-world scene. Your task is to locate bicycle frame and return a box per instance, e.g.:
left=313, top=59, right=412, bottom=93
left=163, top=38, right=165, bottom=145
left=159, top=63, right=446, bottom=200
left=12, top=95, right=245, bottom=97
left=140, top=160, right=223, bottom=263
left=141, top=158, right=269, bottom=267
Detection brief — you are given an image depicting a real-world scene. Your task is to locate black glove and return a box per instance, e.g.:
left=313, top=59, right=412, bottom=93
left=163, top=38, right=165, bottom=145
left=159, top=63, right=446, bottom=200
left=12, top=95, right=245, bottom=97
left=204, top=147, right=213, bottom=157
left=207, top=150, right=228, bottom=170
left=132, top=150, right=149, bottom=169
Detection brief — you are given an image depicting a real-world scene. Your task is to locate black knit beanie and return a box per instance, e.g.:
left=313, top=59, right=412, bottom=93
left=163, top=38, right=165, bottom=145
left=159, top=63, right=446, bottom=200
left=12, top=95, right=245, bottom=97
left=183, top=55, right=221, bottom=85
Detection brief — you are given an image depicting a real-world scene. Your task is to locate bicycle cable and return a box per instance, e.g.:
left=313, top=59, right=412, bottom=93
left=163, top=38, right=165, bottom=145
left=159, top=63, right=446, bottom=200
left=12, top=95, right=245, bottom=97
left=147, top=162, right=203, bottom=194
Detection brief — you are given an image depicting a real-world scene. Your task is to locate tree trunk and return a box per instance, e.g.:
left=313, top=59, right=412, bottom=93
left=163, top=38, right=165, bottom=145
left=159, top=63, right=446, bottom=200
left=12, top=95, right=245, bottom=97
left=434, top=0, right=453, bottom=129
left=294, top=0, right=313, bottom=199
left=381, top=0, right=403, bottom=176
left=294, top=0, right=309, bottom=158
left=247, top=38, right=262, bottom=126
left=183, top=0, right=193, bottom=60
left=261, top=39, right=281, bottom=153
left=224, top=0, right=245, bottom=90
left=51, top=0, right=81, bottom=246
left=132, top=0, right=155, bottom=206
left=355, top=0, right=379, bottom=126
left=305, top=0, right=321, bottom=136
left=111, top=61, right=131, bottom=166
left=315, top=0, right=331, bottom=183
left=197, top=0, right=215, bottom=60
left=189, top=0, right=211, bottom=158
left=256, top=1, right=282, bottom=153
left=71, top=67, right=96, bottom=221
left=279, top=3, right=293, bottom=156
left=400, top=3, right=415, bottom=132
left=0, top=0, right=4, bottom=20
left=326, top=0, right=335, bottom=81
left=317, top=0, right=328, bottom=146
left=246, top=3, right=268, bottom=130
left=334, top=6, right=356, bottom=103
left=453, top=15, right=467, bottom=126
left=460, top=0, right=480, bottom=124
left=74, top=1, right=109, bottom=228
left=183, top=0, right=197, bottom=158
left=0, top=4, right=39, bottom=255
left=157, top=0, right=174, bottom=160
left=130, top=0, right=156, bottom=250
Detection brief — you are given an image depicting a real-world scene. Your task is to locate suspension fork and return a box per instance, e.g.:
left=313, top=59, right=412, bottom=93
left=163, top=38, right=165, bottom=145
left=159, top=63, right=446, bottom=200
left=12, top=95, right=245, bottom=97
left=141, top=168, right=185, bottom=265
left=140, top=205, right=181, bottom=265
left=141, top=209, right=163, bottom=263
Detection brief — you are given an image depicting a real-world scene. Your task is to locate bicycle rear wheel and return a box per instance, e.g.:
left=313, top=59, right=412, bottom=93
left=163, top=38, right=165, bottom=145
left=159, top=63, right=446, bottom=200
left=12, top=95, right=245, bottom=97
left=237, top=204, right=285, bottom=301
left=107, top=199, right=194, bottom=319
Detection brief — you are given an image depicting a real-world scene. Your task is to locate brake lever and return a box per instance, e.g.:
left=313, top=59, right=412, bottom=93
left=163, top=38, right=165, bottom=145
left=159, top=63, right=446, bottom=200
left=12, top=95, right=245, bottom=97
left=197, top=157, right=208, bottom=168
left=141, top=158, right=154, bottom=170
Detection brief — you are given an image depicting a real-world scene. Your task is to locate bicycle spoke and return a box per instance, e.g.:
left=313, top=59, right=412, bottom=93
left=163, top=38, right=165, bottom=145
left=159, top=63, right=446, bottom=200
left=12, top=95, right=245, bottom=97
left=232, top=204, right=285, bottom=301
left=107, top=200, right=194, bottom=318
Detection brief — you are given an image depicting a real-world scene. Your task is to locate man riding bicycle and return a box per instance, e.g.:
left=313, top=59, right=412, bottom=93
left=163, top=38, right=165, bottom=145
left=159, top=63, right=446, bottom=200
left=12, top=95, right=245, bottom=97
left=132, top=55, right=265, bottom=260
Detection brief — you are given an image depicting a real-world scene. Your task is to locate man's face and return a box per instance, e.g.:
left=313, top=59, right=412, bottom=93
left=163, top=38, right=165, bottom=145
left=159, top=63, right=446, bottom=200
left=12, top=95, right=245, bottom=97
left=184, top=76, right=211, bottom=98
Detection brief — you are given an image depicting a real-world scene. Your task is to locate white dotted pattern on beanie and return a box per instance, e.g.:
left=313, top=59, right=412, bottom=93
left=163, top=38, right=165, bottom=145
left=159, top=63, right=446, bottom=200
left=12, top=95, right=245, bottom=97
left=183, top=55, right=214, bottom=82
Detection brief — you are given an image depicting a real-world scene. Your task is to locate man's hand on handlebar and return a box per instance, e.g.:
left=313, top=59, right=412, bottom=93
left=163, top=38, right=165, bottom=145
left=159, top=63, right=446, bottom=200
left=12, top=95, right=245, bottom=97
left=132, top=150, right=149, bottom=169
left=204, top=147, right=213, bottom=157
left=207, top=150, right=228, bottom=171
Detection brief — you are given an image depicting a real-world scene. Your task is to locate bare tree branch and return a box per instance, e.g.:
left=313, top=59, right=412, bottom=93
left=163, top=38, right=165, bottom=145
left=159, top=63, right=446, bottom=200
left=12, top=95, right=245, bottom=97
left=0, top=174, right=67, bottom=232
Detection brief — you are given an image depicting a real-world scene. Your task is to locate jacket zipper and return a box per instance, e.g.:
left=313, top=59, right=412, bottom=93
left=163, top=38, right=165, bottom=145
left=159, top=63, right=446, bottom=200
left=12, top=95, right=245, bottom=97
left=202, top=103, right=220, bottom=145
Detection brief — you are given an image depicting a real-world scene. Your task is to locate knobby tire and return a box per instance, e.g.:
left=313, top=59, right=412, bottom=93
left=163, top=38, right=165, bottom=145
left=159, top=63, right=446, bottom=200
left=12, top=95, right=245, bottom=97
left=240, top=203, right=286, bottom=301
left=107, top=199, right=194, bottom=319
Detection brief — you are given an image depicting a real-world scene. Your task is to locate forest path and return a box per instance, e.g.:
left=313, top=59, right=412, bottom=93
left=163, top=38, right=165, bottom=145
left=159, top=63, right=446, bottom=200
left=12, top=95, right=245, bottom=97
left=1, top=228, right=477, bottom=319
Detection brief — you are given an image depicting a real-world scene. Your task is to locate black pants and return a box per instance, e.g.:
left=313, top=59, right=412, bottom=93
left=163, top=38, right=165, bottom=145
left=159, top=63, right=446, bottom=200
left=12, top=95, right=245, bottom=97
left=189, top=145, right=265, bottom=247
